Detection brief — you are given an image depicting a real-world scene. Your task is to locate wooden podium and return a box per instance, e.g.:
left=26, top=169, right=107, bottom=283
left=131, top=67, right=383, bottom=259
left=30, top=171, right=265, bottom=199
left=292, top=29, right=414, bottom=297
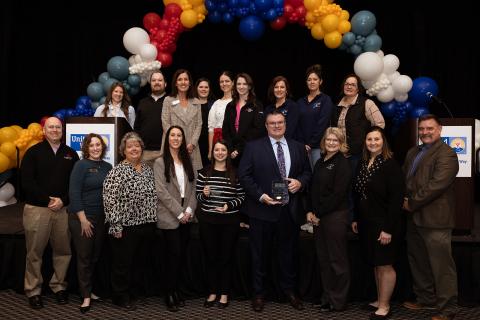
left=64, top=117, right=133, bottom=166
left=392, top=118, right=475, bottom=231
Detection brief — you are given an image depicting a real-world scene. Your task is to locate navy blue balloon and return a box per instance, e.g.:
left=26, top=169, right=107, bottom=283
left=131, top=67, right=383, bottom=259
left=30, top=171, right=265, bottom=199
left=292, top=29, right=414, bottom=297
left=265, top=8, right=277, bottom=21
left=65, top=108, right=76, bottom=118
left=223, top=12, right=234, bottom=23
left=209, top=11, right=222, bottom=23
left=239, top=15, right=265, bottom=41
left=255, top=0, right=273, bottom=12
left=408, top=77, right=439, bottom=108
left=239, top=0, right=249, bottom=6
left=205, top=0, right=216, bottom=10
left=53, top=111, right=65, bottom=121
left=75, top=103, right=89, bottom=114
left=219, top=2, right=228, bottom=12
left=76, top=96, right=92, bottom=108
left=273, top=0, right=282, bottom=7
left=380, top=101, right=397, bottom=118
left=409, top=106, right=430, bottom=118
left=402, top=100, right=414, bottom=113
left=228, top=0, right=238, bottom=8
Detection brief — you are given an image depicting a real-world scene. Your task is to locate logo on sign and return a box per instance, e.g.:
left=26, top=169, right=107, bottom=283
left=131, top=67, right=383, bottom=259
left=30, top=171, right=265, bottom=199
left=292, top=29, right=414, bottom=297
left=443, top=137, right=467, bottom=154
left=70, top=134, right=111, bottom=152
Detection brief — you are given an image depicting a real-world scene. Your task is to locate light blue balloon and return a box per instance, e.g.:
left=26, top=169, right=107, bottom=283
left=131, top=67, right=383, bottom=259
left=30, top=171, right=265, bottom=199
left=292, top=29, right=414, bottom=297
left=91, top=102, right=100, bottom=110
left=99, top=96, right=106, bottom=105
left=87, top=82, right=104, bottom=102
left=127, top=74, right=141, bottom=87
left=129, top=86, right=140, bottom=96
left=103, top=78, right=119, bottom=95
left=98, top=72, right=110, bottom=84
left=351, top=10, right=377, bottom=36
left=342, top=32, right=355, bottom=46
left=363, top=34, right=382, bottom=52
left=349, top=44, right=363, bottom=55
left=107, top=56, right=129, bottom=81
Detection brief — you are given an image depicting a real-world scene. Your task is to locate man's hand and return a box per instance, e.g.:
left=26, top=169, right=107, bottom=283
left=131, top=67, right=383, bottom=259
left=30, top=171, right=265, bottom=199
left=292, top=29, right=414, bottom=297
left=48, top=197, right=63, bottom=211
left=260, top=194, right=281, bottom=205
left=403, top=197, right=411, bottom=211
left=286, top=178, right=302, bottom=194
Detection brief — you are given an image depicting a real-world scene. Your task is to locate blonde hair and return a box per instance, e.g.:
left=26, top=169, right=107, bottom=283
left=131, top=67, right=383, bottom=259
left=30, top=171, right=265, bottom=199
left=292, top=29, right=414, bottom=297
left=320, top=127, right=349, bottom=155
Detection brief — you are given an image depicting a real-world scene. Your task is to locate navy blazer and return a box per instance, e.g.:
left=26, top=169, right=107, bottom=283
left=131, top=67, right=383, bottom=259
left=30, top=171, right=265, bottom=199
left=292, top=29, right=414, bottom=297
left=238, top=136, right=311, bottom=224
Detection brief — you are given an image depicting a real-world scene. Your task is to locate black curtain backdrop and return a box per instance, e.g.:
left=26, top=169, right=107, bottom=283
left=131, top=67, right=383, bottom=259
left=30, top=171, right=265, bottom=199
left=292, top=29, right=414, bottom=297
left=1, top=0, right=478, bottom=127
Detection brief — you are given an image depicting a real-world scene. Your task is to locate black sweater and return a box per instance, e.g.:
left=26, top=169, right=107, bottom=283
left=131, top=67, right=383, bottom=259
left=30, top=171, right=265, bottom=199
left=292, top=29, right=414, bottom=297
left=21, top=140, right=79, bottom=207
left=134, top=95, right=166, bottom=150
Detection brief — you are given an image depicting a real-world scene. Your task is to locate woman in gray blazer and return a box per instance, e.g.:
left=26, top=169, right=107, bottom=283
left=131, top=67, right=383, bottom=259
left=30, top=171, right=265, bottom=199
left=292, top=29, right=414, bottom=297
left=154, top=125, right=196, bottom=312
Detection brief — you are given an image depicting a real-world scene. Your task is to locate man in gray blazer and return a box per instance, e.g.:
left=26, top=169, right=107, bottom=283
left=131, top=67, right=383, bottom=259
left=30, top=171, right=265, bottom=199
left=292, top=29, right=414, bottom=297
left=402, top=114, right=459, bottom=320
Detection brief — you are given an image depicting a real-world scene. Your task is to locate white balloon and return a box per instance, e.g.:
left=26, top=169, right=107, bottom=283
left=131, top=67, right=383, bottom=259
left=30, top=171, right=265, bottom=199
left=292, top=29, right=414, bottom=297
left=376, top=50, right=384, bottom=58
left=140, top=75, right=148, bottom=87
left=123, top=27, right=150, bottom=55
left=376, top=86, right=395, bottom=103
left=134, top=54, right=143, bottom=64
left=362, top=80, right=374, bottom=89
left=387, top=71, right=400, bottom=82
left=394, top=93, right=409, bottom=102
left=139, top=44, right=158, bottom=62
left=354, top=52, right=384, bottom=81
left=383, top=54, right=400, bottom=75
left=128, top=55, right=136, bottom=66
left=392, top=75, right=413, bottom=94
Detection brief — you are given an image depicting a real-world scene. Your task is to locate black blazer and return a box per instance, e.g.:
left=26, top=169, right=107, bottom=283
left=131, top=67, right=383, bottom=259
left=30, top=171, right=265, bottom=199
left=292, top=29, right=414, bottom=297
left=222, top=100, right=265, bottom=157
left=238, top=136, right=312, bottom=223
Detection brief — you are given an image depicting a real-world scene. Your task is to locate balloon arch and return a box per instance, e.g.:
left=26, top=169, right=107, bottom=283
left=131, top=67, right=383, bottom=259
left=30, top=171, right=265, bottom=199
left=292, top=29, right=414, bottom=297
left=0, top=0, right=439, bottom=176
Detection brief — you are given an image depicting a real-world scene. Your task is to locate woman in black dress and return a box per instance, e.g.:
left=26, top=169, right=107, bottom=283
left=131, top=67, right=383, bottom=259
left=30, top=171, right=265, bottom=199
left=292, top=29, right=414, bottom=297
left=352, top=126, right=405, bottom=319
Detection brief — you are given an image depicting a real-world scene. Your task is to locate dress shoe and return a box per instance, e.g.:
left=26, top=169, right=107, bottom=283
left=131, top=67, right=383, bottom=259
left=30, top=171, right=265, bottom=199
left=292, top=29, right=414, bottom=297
left=431, top=313, right=456, bottom=320
left=287, top=294, right=304, bottom=311
left=55, top=290, right=69, bottom=305
left=369, top=309, right=392, bottom=319
left=80, top=305, right=91, bottom=314
left=28, top=295, right=43, bottom=309
left=172, top=291, right=185, bottom=307
left=203, top=299, right=215, bottom=308
left=319, top=303, right=334, bottom=312
left=218, top=301, right=229, bottom=309
left=165, top=294, right=179, bottom=312
left=403, top=301, right=436, bottom=310
left=252, top=296, right=265, bottom=312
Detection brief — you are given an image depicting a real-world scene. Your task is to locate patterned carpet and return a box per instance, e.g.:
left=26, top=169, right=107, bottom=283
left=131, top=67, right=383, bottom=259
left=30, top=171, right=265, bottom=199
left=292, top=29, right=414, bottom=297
left=0, top=290, right=478, bottom=320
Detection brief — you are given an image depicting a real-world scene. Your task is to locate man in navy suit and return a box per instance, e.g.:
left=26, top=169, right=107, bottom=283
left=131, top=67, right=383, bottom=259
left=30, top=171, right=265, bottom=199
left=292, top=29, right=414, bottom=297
left=239, top=110, right=311, bottom=312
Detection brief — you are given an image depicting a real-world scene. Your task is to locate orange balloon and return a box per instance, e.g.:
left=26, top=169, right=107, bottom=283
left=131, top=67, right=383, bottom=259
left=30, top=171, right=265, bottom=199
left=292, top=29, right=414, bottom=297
left=10, top=125, right=23, bottom=134
left=338, top=20, right=351, bottom=34
left=321, top=14, right=339, bottom=33
left=180, top=9, right=198, bottom=28
left=0, top=142, right=16, bottom=158
left=0, top=127, right=19, bottom=144
left=311, top=23, right=325, bottom=40
left=324, top=31, right=342, bottom=48
left=0, top=153, right=9, bottom=173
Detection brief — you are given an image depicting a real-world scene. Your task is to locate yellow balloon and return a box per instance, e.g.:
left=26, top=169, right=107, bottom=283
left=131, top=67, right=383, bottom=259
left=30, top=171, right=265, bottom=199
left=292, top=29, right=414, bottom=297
left=189, top=0, right=203, bottom=6
left=324, top=31, right=342, bottom=49
left=311, top=23, right=325, bottom=40
left=0, top=142, right=16, bottom=158
left=338, top=20, right=351, bottom=33
left=0, top=153, right=9, bottom=173
left=305, top=12, right=315, bottom=23
left=340, top=10, right=350, bottom=21
left=10, top=125, right=23, bottom=134
left=28, top=123, right=42, bottom=132
left=321, top=14, right=339, bottom=33
left=0, top=127, right=19, bottom=144
left=304, top=0, right=321, bottom=11
left=194, top=4, right=207, bottom=15
left=180, top=9, right=198, bottom=28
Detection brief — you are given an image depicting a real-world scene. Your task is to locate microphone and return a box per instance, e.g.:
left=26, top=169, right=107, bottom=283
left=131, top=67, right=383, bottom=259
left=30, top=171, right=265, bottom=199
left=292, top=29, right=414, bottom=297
left=426, top=92, right=453, bottom=118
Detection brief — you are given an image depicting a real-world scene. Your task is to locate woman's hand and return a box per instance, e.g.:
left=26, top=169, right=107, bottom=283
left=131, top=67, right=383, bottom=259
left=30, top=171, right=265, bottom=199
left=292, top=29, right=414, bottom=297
left=351, top=222, right=358, bottom=234
left=231, top=150, right=239, bottom=159
left=203, top=186, right=210, bottom=197
left=306, top=212, right=319, bottom=225
left=113, top=231, right=122, bottom=239
left=378, top=231, right=392, bottom=245
left=214, top=204, right=228, bottom=213
left=305, top=145, right=311, bottom=152
left=187, top=144, right=194, bottom=154
left=80, top=218, right=94, bottom=238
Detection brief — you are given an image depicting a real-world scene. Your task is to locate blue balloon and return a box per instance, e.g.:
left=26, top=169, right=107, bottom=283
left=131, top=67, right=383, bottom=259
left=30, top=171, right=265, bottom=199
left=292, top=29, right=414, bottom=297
left=239, top=15, right=265, bottom=41
left=107, top=56, right=129, bottom=81
left=209, top=11, right=222, bottom=23
left=223, top=12, right=234, bottom=24
left=409, top=106, right=430, bottom=118
left=127, top=74, right=141, bottom=87
left=129, top=86, right=141, bottom=96
left=75, top=103, right=89, bottom=114
left=205, top=0, right=216, bottom=10
left=351, top=10, right=376, bottom=36
left=255, top=0, right=273, bottom=12
left=228, top=0, right=238, bottom=8
left=273, top=0, right=282, bottom=8
left=380, top=101, right=398, bottom=118
left=402, top=100, right=414, bottom=113
left=65, top=108, right=76, bottom=118
left=76, top=96, right=92, bottom=108
left=239, top=0, right=249, bottom=6
left=342, top=32, right=355, bottom=46
left=86, top=82, right=104, bottom=102
left=99, top=96, right=106, bottom=105
left=408, top=77, right=439, bottom=107
left=53, top=111, right=65, bottom=121
left=349, top=44, right=363, bottom=55
left=363, top=34, right=382, bottom=52
left=98, top=72, right=110, bottom=84
left=265, top=8, right=278, bottom=21
left=103, top=78, right=119, bottom=95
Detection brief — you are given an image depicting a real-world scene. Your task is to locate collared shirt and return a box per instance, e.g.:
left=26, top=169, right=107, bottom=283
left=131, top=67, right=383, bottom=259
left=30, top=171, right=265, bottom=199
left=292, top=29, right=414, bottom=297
left=94, top=103, right=136, bottom=128
left=337, top=94, right=385, bottom=137
left=151, top=92, right=166, bottom=101
left=407, top=143, right=433, bottom=177
left=269, top=136, right=291, bottom=176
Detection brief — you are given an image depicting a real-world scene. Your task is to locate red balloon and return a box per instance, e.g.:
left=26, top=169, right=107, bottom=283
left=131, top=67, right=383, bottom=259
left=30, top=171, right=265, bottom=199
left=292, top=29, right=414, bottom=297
left=157, top=51, right=173, bottom=67
left=159, top=19, right=170, bottom=31
left=143, top=12, right=161, bottom=30
left=153, top=29, right=167, bottom=43
left=283, top=4, right=294, bottom=18
left=40, top=116, right=49, bottom=127
left=295, top=5, right=306, bottom=19
left=164, top=3, right=182, bottom=19
left=288, top=0, right=304, bottom=8
left=270, top=17, right=287, bottom=30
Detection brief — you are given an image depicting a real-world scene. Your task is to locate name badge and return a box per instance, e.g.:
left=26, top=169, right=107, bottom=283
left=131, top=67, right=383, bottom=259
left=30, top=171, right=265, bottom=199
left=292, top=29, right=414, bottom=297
left=172, top=99, right=180, bottom=106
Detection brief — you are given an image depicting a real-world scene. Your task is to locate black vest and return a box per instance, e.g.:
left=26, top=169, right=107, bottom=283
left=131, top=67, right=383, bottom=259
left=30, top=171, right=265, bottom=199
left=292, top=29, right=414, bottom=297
left=332, top=95, right=371, bottom=155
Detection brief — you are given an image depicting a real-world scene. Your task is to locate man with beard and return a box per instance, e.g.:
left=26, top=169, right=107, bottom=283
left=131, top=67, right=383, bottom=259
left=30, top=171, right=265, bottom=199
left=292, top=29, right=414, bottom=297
left=402, top=114, right=459, bottom=320
left=134, top=71, right=167, bottom=168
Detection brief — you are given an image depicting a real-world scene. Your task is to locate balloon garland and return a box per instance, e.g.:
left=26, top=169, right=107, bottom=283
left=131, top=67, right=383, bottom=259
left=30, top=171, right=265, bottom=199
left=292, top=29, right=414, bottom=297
left=0, top=0, right=448, bottom=176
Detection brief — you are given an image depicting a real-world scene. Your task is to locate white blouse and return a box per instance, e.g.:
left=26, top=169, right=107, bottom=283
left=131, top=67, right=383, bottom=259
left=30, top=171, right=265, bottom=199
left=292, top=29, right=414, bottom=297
left=94, top=103, right=136, bottom=128
left=174, top=162, right=185, bottom=198
left=208, top=98, right=232, bottom=132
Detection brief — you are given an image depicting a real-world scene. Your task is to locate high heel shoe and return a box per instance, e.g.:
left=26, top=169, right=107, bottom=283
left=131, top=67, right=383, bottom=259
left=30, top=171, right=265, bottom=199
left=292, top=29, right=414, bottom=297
left=218, top=301, right=229, bottom=309
left=80, top=305, right=91, bottom=313
left=204, top=299, right=215, bottom=308
left=165, top=294, right=179, bottom=312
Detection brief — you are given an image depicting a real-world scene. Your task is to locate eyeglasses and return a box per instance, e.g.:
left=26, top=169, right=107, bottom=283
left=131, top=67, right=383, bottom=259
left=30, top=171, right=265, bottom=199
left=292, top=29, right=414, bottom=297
left=344, top=83, right=357, bottom=88
left=267, top=121, right=285, bottom=127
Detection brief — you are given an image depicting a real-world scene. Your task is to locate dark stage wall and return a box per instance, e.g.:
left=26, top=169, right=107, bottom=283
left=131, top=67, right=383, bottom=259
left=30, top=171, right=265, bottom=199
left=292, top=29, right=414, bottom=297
left=1, top=0, right=478, bottom=127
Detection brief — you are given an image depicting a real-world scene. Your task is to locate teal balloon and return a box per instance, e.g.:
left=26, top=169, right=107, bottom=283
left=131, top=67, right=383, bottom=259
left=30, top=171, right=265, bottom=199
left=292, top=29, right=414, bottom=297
left=98, top=72, right=110, bottom=84
left=99, top=96, right=106, bottom=105
left=129, top=86, right=140, bottom=96
left=349, top=44, right=363, bottom=55
left=127, top=74, right=141, bottom=87
left=351, top=10, right=376, bottom=36
left=342, top=32, right=355, bottom=46
left=363, top=34, right=382, bottom=52
left=87, top=82, right=104, bottom=102
left=107, top=56, right=130, bottom=81
left=103, top=78, right=119, bottom=95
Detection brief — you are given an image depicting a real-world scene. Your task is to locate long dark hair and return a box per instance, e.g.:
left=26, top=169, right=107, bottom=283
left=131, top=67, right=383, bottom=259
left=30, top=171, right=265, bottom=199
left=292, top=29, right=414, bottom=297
left=205, top=140, right=237, bottom=185
left=103, top=82, right=131, bottom=118
left=170, top=69, right=195, bottom=98
left=267, top=75, right=292, bottom=103
left=232, top=72, right=257, bottom=107
left=162, top=126, right=195, bottom=183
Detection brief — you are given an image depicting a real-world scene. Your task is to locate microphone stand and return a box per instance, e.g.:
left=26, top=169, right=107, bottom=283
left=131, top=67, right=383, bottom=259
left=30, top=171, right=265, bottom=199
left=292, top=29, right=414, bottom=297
left=429, top=95, right=454, bottom=118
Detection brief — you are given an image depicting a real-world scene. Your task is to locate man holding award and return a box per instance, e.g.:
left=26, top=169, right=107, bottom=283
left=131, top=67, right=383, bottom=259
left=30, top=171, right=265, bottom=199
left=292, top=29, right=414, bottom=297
left=239, top=110, right=311, bottom=312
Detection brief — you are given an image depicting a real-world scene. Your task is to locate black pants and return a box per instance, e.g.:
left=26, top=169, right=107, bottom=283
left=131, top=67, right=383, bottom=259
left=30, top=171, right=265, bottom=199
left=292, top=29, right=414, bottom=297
left=69, top=214, right=105, bottom=299
left=161, top=224, right=191, bottom=292
left=199, top=222, right=239, bottom=295
left=109, top=223, right=155, bottom=303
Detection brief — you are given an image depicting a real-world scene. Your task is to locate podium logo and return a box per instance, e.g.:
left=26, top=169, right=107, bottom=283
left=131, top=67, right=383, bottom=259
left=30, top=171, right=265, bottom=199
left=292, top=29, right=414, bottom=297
left=70, top=134, right=111, bottom=152
left=443, top=137, right=467, bottom=154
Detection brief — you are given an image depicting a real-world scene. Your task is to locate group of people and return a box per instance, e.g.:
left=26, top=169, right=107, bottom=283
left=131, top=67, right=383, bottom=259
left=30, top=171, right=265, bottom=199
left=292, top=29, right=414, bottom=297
left=20, top=65, right=459, bottom=320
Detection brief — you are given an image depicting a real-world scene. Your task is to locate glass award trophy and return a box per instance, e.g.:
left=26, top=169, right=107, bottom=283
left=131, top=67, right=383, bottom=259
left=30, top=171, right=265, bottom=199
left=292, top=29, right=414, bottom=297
left=272, top=180, right=288, bottom=202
